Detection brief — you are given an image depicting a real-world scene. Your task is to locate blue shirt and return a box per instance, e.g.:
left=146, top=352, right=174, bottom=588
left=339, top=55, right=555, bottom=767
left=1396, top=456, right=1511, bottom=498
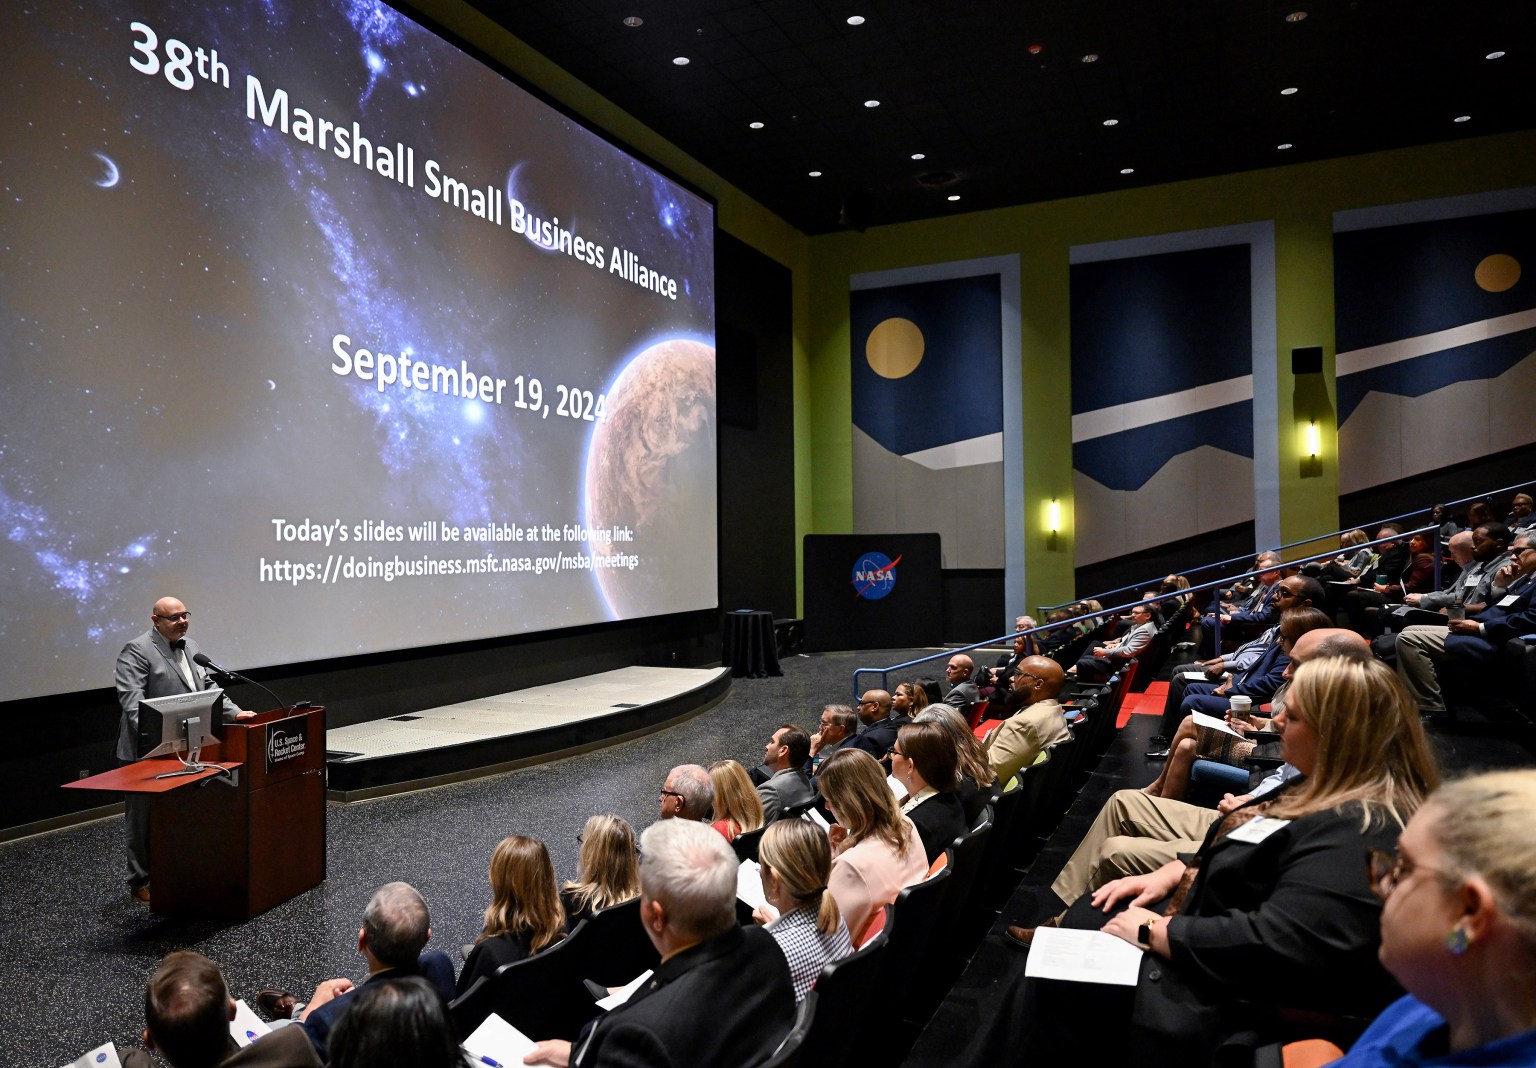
left=1329, top=994, right=1536, bottom=1067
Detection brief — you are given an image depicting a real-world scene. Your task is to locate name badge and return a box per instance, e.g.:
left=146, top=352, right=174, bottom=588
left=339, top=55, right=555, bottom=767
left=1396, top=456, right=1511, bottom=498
left=1499, top=595, right=1520, bottom=607
left=1226, top=816, right=1292, bottom=844
left=1462, top=573, right=1479, bottom=587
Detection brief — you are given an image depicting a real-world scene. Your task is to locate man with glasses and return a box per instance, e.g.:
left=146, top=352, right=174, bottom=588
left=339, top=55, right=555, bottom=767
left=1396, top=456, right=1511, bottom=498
left=986, top=656, right=1071, bottom=785
left=658, top=764, right=714, bottom=822
left=846, top=688, right=906, bottom=764
left=1395, top=533, right=1536, bottom=716
left=806, top=704, right=858, bottom=784
left=114, top=596, right=253, bottom=902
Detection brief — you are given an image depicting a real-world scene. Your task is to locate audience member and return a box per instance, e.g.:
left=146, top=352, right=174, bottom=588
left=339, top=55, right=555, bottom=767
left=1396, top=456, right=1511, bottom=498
left=523, top=819, right=795, bottom=1067
left=1342, top=531, right=1436, bottom=634
left=807, top=703, right=858, bottom=783
left=1334, top=770, right=1536, bottom=1067
left=754, top=819, right=854, bottom=1002
left=985, top=656, right=1070, bottom=785
left=973, top=657, right=1439, bottom=1066
left=1199, top=552, right=1283, bottom=653
left=914, top=704, right=997, bottom=823
left=1466, top=501, right=1495, bottom=530
left=1502, top=492, right=1533, bottom=532
left=561, top=814, right=640, bottom=930
left=1072, top=602, right=1156, bottom=681
left=892, top=720, right=967, bottom=864
left=847, top=688, right=907, bottom=762
left=127, top=951, right=320, bottom=1068
left=327, top=976, right=459, bottom=1068
left=457, top=835, right=566, bottom=995
left=942, top=654, right=981, bottom=709
left=255, top=882, right=454, bottom=1061
left=912, top=675, right=943, bottom=708
left=755, top=726, right=814, bottom=822
left=816, top=748, right=928, bottom=941
left=1430, top=503, right=1459, bottom=544
left=659, top=764, right=713, bottom=822
left=709, top=759, right=766, bottom=841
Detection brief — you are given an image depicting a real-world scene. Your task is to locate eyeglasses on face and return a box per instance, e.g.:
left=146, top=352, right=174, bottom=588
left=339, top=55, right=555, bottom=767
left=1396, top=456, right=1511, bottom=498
left=1365, top=848, right=1448, bottom=901
left=156, top=611, right=191, bottom=622
left=659, top=789, right=685, bottom=800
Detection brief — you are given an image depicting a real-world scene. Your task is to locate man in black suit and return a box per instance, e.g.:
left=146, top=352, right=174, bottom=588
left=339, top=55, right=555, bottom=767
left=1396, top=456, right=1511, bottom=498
left=114, top=595, right=254, bottom=901
left=525, top=819, right=795, bottom=1067
left=846, top=688, right=907, bottom=763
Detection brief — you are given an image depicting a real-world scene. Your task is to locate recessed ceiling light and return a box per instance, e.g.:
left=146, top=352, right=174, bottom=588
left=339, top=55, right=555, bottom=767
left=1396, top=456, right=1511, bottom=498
left=847, top=15, right=865, bottom=26
left=911, top=152, right=926, bottom=160
left=1278, top=142, right=1294, bottom=150
left=864, top=99, right=880, bottom=108
left=1120, top=167, right=1135, bottom=175
left=947, top=195, right=961, bottom=202
left=1285, top=11, right=1307, bottom=22
left=749, top=121, right=764, bottom=129
left=1081, top=53, right=1099, bottom=63
left=1454, top=115, right=1471, bottom=123
left=1281, top=87, right=1299, bottom=95
left=1102, top=118, right=1119, bottom=126
left=622, top=16, right=642, bottom=28
left=1486, top=51, right=1505, bottom=60
left=808, top=170, right=822, bottom=177
left=672, top=56, right=690, bottom=66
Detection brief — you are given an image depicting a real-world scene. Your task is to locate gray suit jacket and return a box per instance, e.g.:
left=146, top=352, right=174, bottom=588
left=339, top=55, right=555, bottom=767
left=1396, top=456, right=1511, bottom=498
left=114, top=629, right=238, bottom=761
left=756, top=767, right=815, bottom=822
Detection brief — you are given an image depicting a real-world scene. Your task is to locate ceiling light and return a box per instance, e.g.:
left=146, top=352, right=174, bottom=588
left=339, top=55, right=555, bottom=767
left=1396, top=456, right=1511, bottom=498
left=1278, top=143, right=1294, bottom=150
left=1028, top=43, right=1043, bottom=55
left=672, top=56, right=690, bottom=66
left=1081, top=53, right=1099, bottom=63
left=749, top=121, right=764, bottom=129
left=1120, top=167, right=1135, bottom=175
left=1285, top=11, right=1307, bottom=22
left=847, top=15, right=865, bottom=26
left=947, top=195, right=961, bottom=202
left=622, top=16, right=642, bottom=27
left=1102, top=118, right=1119, bottom=126
left=910, top=152, right=926, bottom=160
left=808, top=171, right=822, bottom=177
left=864, top=99, right=880, bottom=108
left=1454, top=115, right=1471, bottom=123
left=1281, top=87, right=1299, bottom=95
left=1486, top=51, right=1505, bottom=60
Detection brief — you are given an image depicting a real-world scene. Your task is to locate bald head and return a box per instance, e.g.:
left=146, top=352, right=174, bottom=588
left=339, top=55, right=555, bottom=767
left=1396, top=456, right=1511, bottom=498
left=1011, top=655, right=1065, bottom=704
left=1284, top=627, right=1371, bottom=681
left=1446, top=530, right=1474, bottom=565
left=151, top=596, right=191, bottom=643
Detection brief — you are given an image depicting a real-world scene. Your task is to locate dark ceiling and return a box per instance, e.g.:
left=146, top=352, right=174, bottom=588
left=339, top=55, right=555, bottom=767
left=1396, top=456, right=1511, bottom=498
left=462, top=0, right=1536, bottom=235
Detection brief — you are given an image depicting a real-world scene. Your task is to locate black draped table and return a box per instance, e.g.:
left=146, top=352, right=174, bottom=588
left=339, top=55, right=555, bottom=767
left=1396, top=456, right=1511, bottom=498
left=722, top=609, right=782, bottom=678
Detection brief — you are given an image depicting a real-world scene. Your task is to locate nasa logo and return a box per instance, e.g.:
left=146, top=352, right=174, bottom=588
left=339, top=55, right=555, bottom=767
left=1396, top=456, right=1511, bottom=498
left=851, top=552, right=902, bottom=600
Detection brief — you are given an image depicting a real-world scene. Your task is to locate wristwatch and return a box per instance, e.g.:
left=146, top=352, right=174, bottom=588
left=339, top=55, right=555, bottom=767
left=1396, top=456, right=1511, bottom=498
left=1137, top=917, right=1159, bottom=946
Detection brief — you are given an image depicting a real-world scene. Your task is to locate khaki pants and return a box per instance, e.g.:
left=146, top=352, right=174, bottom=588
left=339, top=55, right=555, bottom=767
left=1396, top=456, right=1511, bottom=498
left=1049, top=789, right=1220, bottom=906
left=1395, top=624, right=1449, bottom=713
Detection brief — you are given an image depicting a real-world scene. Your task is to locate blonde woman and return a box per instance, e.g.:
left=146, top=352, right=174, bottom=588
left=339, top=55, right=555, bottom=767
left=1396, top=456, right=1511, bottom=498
left=708, top=759, right=765, bottom=843
left=816, top=748, right=928, bottom=942
left=561, top=814, right=640, bottom=930
left=755, top=819, right=854, bottom=1001
left=457, top=835, right=566, bottom=995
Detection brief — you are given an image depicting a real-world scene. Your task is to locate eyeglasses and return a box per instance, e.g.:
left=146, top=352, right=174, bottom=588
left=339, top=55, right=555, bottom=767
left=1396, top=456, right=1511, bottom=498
left=156, top=611, right=191, bottom=622
left=887, top=747, right=906, bottom=759
left=659, top=789, right=685, bottom=800
left=1365, top=848, right=1449, bottom=901
left=1273, top=588, right=1299, bottom=599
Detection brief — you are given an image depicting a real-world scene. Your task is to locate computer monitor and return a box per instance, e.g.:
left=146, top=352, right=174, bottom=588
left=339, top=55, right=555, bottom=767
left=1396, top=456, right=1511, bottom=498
left=138, top=689, right=226, bottom=761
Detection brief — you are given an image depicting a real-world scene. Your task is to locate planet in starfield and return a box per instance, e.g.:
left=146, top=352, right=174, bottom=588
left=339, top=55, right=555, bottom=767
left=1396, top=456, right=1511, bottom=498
left=585, top=338, right=718, bottom=619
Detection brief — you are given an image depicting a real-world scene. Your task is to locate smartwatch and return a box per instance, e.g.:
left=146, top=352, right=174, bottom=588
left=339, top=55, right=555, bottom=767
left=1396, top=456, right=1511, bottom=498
left=1137, top=918, right=1158, bottom=946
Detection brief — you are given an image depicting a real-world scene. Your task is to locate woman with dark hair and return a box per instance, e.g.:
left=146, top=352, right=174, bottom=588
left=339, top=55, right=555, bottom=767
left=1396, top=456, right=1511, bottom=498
left=1343, top=531, right=1436, bottom=635
left=915, top=704, right=997, bottom=823
left=891, top=720, right=967, bottom=864
left=561, top=814, right=640, bottom=930
left=817, top=748, right=928, bottom=942
left=1467, top=501, right=1495, bottom=530
left=457, top=835, right=566, bottom=994
left=327, top=976, right=460, bottom=1068
left=912, top=676, right=943, bottom=709
left=755, top=819, right=854, bottom=1001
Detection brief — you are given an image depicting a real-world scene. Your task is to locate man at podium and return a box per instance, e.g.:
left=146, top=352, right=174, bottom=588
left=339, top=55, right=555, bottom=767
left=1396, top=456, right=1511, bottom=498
left=114, top=595, right=254, bottom=903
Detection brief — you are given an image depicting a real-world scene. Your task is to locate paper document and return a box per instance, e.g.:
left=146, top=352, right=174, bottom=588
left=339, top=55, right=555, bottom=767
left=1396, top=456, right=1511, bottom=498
left=596, top=969, right=653, bottom=1011
left=886, top=774, right=905, bottom=799
left=462, top=1012, right=537, bottom=1066
left=1182, top=670, right=1209, bottom=681
left=802, top=807, right=830, bottom=830
left=1191, top=710, right=1245, bottom=738
left=231, top=999, right=271, bottom=1046
left=61, top=1042, right=121, bottom=1068
left=1023, top=927, right=1144, bottom=986
left=737, top=858, right=769, bottom=912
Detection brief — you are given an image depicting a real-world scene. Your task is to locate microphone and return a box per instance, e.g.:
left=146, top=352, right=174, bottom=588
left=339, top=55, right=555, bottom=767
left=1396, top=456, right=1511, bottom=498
left=193, top=653, right=305, bottom=718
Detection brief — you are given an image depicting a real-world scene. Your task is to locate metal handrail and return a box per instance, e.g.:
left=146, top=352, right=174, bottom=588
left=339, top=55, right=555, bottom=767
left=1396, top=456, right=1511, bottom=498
left=1038, top=479, right=1529, bottom=614
left=853, top=525, right=1438, bottom=698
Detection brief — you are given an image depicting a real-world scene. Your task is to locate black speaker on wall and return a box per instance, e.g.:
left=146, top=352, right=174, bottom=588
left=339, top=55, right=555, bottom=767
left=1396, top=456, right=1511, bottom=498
left=1292, top=345, right=1323, bottom=376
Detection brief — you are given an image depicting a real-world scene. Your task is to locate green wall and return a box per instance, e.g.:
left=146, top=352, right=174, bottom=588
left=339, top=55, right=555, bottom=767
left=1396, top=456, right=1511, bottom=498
left=804, top=131, right=1536, bottom=611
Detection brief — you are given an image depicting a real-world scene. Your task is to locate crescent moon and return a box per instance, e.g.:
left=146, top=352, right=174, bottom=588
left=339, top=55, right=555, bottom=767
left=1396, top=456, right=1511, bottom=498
left=92, top=152, right=120, bottom=189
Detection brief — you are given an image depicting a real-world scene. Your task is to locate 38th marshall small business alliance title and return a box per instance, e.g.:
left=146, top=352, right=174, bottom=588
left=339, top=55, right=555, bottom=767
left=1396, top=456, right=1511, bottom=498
left=246, top=75, right=685, bottom=301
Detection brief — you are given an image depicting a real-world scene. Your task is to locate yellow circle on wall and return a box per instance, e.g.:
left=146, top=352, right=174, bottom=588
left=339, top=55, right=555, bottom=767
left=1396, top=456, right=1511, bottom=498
left=1475, top=253, right=1521, bottom=293
left=865, top=317, right=925, bottom=378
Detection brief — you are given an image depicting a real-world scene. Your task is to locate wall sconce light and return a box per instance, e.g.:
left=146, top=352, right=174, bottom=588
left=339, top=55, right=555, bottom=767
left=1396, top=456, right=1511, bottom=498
left=1047, top=498, right=1061, bottom=535
left=1305, top=421, right=1321, bottom=459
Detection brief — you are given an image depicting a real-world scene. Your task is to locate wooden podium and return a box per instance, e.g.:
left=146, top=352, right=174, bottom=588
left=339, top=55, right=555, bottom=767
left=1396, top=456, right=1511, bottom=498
left=66, top=706, right=326, bottom=920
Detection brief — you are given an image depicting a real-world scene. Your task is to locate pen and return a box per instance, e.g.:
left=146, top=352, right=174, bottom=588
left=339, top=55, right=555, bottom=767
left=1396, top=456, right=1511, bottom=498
left=478, top=1057, right=503, bottom=1067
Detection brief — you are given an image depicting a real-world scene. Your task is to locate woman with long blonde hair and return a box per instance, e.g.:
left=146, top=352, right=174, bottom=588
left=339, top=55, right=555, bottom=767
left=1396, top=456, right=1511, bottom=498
left=457, top=835, right=566, bottom=995
left=816, top=748, right=927, bottom=942
left=561, top=814, right=640, bottom=930
left=755, top=819, right=853, bottom=1001
left=708, top=759, right=765, bottom=843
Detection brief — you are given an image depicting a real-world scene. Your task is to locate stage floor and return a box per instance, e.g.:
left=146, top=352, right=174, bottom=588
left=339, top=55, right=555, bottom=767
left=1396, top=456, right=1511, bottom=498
left=324, top=665, right=731, bottom=799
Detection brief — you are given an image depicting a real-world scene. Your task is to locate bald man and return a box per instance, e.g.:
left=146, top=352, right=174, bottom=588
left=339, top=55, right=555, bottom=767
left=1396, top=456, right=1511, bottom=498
left=942, top=654, right=981, bottom=710
left=115, top=596, right=252, bottom=901
left=986, top=656, right=1071, bottom=784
